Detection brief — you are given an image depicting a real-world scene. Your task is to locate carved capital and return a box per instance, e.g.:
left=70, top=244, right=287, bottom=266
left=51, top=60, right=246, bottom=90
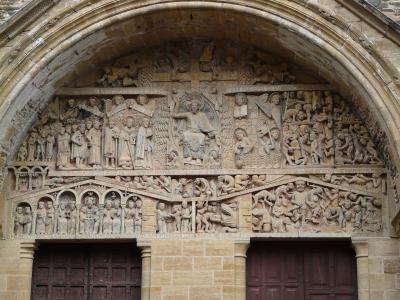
left=137, top=239, right=152, bottom=258
left=351, top=237, right=369, bottom=258
left=19, top=240, right=37, bottom=259
left=234, top=238, right=250, bottom=258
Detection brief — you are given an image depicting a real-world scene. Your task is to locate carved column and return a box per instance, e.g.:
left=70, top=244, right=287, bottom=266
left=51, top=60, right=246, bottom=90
left=137, top=239, right=152, bottom=300
left=19, top=240, right=38, bottom=300
left=234, top=238, right=250, bottom=300
left=352, top=238, right=370, bottom=300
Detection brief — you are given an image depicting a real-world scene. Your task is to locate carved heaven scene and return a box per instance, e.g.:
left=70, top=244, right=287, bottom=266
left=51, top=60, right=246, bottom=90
left=7, top=40, right=388, bottom=238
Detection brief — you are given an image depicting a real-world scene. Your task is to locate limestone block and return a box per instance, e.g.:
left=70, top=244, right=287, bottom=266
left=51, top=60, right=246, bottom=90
left=385, top=290, right=400, bottom=300
left=369, top=257, right=384, bottom=273
left=223, top=285, right=235, bottom=300
left=163, top=257, right=193, bottom=271
left=172, top=271, right=213, bottom=286
left=214, top=270, right=235, bottom=285
left=369, top=273, right=396, bottom=290
left=149, top=287, right=161, bottom=300
left=182, top=240, right=204, bottom=256
left=193, top=257, right=223, bottom=271
left=370, top=290, right=384, bottom=299
left=6, top=275, right=31, bottom=291
left=151, top=257, right=163, bottom=271
left=384, top=258, right=400, bottom=274
left=205, top=240, right=234, bottom=256
left=151, top=271, right=172, bottom=286
left=223, top=257, right=235, bottom=270
left=162, top=286, right=188, bottom=300
left=189, top=286, right=221, bottom=300
left=369, top=240, right=399, bottom=256
left=152, top=240, right=182, bottom=256
left=0, top=275, right=6, bottom=292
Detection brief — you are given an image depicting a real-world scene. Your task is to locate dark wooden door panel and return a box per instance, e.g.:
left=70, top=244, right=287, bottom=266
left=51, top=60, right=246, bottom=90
left=32, top=244, right=89, bottom=300
left=32, top=243, right=141, bottom=300
left=246, top=242, right=358, bottom=300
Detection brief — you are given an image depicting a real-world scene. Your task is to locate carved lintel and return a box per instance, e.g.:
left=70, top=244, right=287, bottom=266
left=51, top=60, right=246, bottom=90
left=57, top=87, right=168, bottom=96
left=47, top=167, right=387, bottom=178
left=224, top=84, right=333, bottom=95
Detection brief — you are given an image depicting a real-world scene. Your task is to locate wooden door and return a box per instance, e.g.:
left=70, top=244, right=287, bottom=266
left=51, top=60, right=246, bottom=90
left=32, top=243, right=141, bottom=300
left=246, top=242, right=357, bottom=300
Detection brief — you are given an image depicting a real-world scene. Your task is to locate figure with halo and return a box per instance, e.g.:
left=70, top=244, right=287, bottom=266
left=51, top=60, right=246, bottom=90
left=172, top=93, right=216, bottom=165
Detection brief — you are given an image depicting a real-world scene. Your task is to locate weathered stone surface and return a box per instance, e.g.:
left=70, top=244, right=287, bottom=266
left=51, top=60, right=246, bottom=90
left=0, top=1, right=400, bottom=299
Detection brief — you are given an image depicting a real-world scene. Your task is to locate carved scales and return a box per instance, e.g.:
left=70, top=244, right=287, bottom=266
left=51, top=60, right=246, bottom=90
left=8, top=41, right=386, bottom=238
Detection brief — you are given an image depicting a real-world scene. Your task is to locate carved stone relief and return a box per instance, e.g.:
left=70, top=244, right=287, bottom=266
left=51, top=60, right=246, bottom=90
left=6, top=40, right=388, bottom=238
left=252, top=179, right=382, bottom=233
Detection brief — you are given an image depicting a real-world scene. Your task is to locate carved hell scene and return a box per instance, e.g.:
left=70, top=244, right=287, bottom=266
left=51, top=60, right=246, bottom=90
left=7, top=40, right=388, bottom=238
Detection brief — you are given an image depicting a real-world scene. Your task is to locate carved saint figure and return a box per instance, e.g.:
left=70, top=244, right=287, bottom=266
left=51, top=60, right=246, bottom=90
left=111, top=194, right=122, bottom=234
left=67, top=201, right=76, bottom=234
left=134, top=199, right=143, bottom=233
left=102, top=199, right=113, bottom=234
left=173, top=97, right=216, bottom=165
left=80, top=193, right=100, bottom=234
left=46, top=129, right=55, bottom=161
left=14, top=206, right=26, bottom=236
left=234, top=128, right=253, bottom=168
left=45, top=201, right=55, bottom=234
left=57, top=126, right=71, bottom=169
left=180, top=199, right=191, bottom=232
left=24, top=206, right=32, bottom=235
left=71, top=124, right=86, bottom=167
left=17, top=142, right=28, bottom=161
left=135, top=119, right=154, bottom=169
left=119, top=117, right=136, bottom=168
left=56, top=202, right=68, bottom=234
left=124, top=199, right=136, bottom=234
left=156, top=202, right=171, bottom=234
left=104, top=120, right=120, bottom=168
left=35, top=200, right=47, bottom=234
left=86, top=119, right=102, bottom=168
left=27, top=132, right=37, bottom=161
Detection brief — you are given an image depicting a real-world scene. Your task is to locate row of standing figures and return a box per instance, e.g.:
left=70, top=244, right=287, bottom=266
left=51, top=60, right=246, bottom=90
left=14, top=196, right=143, bottom=236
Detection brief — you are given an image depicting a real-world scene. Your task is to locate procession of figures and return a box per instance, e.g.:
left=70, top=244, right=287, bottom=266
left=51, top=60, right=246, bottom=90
left=8, top=41, right=389, bottom=238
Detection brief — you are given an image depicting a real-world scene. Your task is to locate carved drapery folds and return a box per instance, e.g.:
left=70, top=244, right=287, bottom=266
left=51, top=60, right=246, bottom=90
left=7, top=40, right=388, bottom=238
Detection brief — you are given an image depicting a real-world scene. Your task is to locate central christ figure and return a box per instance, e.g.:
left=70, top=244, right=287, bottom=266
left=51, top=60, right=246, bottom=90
left=173, top=94, right=216, bottom=165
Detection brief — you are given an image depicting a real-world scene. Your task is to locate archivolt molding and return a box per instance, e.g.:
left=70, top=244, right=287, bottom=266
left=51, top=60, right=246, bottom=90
left=1, top=0, right=400, bottom=230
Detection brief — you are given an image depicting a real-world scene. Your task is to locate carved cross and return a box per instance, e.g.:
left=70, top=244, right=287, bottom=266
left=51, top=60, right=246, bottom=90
left=190, top=51, right=212, bottom=90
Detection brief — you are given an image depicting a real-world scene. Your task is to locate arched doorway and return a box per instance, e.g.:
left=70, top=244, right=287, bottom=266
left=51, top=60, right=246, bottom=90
left=0, top=2, right=399, bottom=300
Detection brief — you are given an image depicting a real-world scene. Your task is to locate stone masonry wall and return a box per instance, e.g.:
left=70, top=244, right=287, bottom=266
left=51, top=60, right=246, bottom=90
left=0, top=240, right=35, bottom=300
left=148, top=239, right=240, bottom=300
left=367, top=238, right=400, bottom=300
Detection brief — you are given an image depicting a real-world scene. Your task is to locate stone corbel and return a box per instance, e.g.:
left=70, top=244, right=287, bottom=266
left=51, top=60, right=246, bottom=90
left=19, top=240, right=37, bottom=260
